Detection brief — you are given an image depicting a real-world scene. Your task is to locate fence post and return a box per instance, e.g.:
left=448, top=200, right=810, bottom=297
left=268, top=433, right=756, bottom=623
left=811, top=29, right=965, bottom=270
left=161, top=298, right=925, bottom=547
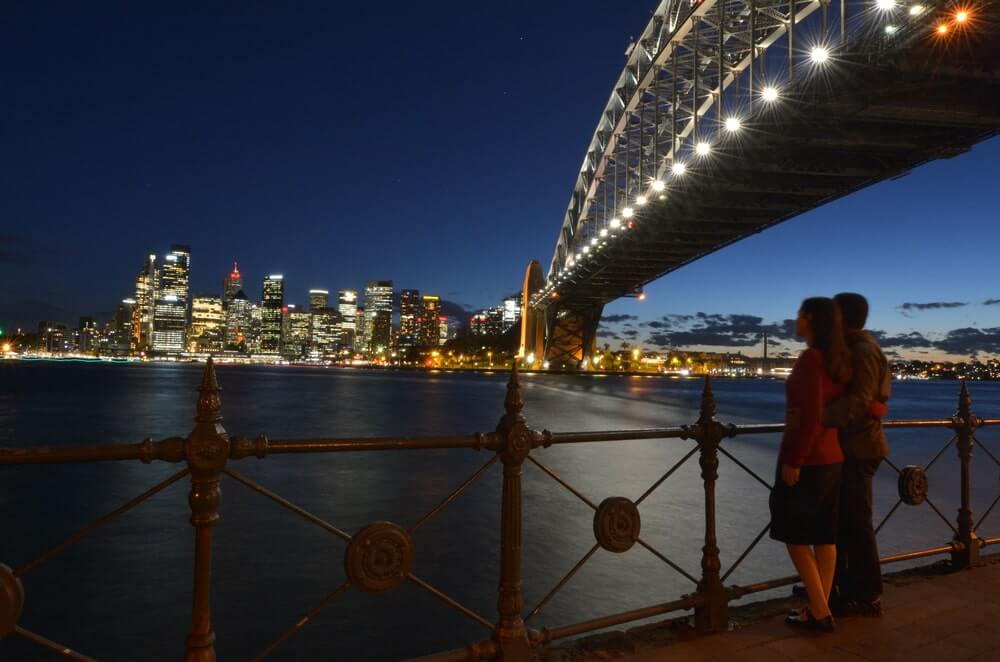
left=184, top=358, right=230, bottom=661
left=493, top=363, right=532, bottom=660
left=694, top=377, right=729, bottom=632
left=951, top=381, right=981, bottom=569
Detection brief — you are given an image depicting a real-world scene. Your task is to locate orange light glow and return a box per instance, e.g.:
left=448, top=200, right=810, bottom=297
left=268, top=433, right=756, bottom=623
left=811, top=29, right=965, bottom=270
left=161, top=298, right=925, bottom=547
left=936, top=23, right=949, bottom=34
left=638, top=293, right=647, bottom=301
left=955, top=9, right=969, bottom=22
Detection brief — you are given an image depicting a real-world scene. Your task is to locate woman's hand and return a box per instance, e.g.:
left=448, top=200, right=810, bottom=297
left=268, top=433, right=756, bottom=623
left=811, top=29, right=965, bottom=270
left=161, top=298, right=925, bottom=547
left=869, top=400, right=889, bottom=420
left=781, top=464, right=801, bottom=487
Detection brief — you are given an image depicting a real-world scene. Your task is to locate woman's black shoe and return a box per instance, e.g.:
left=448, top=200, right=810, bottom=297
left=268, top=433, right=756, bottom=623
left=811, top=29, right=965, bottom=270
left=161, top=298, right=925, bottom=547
left=785, top=608, right=835, bottom=633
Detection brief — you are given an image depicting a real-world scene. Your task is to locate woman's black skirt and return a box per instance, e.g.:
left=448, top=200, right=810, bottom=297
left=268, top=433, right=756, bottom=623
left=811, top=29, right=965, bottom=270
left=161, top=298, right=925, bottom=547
left=769, top=462, right=842, bottom=545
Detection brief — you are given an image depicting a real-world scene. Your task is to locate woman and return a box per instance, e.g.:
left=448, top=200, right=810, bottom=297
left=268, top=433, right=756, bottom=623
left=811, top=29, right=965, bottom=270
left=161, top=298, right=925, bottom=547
left=770, top=297, right=852, bottom=632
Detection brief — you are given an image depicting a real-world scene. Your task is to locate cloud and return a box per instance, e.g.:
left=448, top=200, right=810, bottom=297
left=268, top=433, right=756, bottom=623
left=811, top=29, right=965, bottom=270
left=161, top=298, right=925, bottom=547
left=600, top=314, right=638, bottom=323
left=898, top=302, right=968, bottom=316
left=984, top=299, right=1000, bottom=306
left=622, top=329, right=639, bottom=338
left=870, top=330, right=932, bottom=350
left=930, top=327, right=1000, bottom=358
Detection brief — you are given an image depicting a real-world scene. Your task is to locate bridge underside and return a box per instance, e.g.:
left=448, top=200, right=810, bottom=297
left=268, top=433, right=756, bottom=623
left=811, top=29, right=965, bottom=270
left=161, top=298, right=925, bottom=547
left=535, top=39, right=1000, bottom=338
left=544, top=303, right=603, bottom=370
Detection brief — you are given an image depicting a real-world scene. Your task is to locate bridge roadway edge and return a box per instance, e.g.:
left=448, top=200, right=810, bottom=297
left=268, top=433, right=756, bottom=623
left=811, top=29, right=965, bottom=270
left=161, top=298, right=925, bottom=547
left=538, top=553, right=1000, bottom=661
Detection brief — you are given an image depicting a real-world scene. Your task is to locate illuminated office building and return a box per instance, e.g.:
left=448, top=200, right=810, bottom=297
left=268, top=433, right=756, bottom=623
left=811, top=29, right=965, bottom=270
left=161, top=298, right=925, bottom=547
left=152, top=245, right=191, bottom=355
left=354, top=305, right=368, bottom=354
left=223, top=261, right=242, bottom=304
left=364, top=281, right=393, bottom=356
left=133, top=254, right=158, bottom=352
left=338, top=290, right=357, bottom=349
left=225, top=291, right=252, bottom=352
left=260, top=274, right=284, bottom=354
left=248, top=303, right=263, bottom=354
left=310, top=307, right=342, bottom=359
left=502, top=293, right=522, bottom=333
left=420, top=294, right=441, bottom=347
left=112, top=299, right=136, bottom=356
left=438, top=316, right=450, bottom=346
left=282, top=304, right=312, bottom=359
left=399, top=289, right=420, bottom=349
left=189, top=295, right=225, bottom=353
left=77, top=317, right=99, bottom=354
left=309, top=289, right=329, bottom=311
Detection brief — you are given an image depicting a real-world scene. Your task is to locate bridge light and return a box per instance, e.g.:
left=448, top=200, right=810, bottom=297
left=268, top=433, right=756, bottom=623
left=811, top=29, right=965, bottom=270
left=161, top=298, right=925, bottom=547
left=638, top=292, right=646, bottom=301
left=543, top=361, right=550, bottom=369
left=636, top=195, right=648, bottom=206
left=809, top=46, right=830, bottom=63
left=622, top=207, right=635, bottom=218
left=955, top=9, right=969, bottom=22
left=724, top=116, right=742, bottom=132
left=936, top=23, right=948, bottom=33
left=876, top=0, right=896, bottom=10
left=885, top=24, right=898, bottom=34
left=671, top=162, right=687, bottom=176
left=909, top=4, right=924, bottom=14
left=696, top=141, right=711, bottom=156
left=610, top=217, right=622, bottom=229
left=762, top=86, right=779, bottom=102
left=652, top=179, right=665, bottom=192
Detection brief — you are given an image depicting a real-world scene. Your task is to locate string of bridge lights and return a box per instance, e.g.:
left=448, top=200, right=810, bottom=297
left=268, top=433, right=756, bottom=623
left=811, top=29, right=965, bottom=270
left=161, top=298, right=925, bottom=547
left=540, top=2, right=975, bottom=302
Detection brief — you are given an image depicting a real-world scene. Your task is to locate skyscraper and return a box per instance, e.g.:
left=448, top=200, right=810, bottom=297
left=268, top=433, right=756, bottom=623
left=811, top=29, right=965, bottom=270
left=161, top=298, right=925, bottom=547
left=133, top=254, right=158, bottom=352
left=282, top=304, right=312, bottom=359
left=338, top=290, right=357, bottom=350
left=223, top=261, right=242, bottom=304
left=502, top=293, right=522, bottom=333
left=399, top=289, right=421, bottom=349
left=112, top=298, right=136, bottom=356
left=189, top=295, right=225, bottom=353
left=364, top=280, right=393, bottom=356
left=310, top=307, right=342, bottom=359
left=225, top=290, right=252, bottom=352
left=354, top=305, right=368, bottom=354
left=260, top=274, right=284, bottom=354
left=420, top=294, right=441, bottom=347
left=152, top=244, right=191, bottom=355
left=309, top=289, right=329, bottom=310
left=78, top=317, right=99, bottom=354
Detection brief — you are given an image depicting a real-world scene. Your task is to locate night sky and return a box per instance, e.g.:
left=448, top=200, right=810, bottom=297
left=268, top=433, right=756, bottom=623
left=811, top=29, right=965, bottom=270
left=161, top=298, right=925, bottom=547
left=3, top=2, right=998, bottom=359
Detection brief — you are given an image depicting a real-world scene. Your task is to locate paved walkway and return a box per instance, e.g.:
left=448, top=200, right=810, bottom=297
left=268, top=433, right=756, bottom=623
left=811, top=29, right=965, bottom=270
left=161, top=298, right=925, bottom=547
left=547, top=557, right=1000, bottom=661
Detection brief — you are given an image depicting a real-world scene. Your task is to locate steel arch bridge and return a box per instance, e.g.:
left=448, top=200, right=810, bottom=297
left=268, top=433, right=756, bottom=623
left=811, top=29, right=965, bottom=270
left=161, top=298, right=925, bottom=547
left=519, top=0, right=1000, bottom=369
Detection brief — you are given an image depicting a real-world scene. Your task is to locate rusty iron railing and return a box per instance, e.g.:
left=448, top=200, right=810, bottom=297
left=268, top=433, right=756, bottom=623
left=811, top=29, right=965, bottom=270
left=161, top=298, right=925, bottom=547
left=0, top=358, right=998, bottom=661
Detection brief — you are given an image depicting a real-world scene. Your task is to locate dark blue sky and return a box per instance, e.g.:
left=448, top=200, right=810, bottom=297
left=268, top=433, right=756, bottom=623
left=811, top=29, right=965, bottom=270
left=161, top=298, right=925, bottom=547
left=3, top=2, right=998, bottom=358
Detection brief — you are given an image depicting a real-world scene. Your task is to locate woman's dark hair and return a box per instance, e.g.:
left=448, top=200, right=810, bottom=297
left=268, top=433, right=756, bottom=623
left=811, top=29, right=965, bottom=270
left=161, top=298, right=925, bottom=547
left=800, top=297, right=853, bottom=384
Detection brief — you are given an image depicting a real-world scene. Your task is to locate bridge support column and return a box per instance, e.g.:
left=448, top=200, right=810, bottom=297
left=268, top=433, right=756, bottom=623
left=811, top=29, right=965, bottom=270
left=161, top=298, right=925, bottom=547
left=543, top=303, right=603, bottom=371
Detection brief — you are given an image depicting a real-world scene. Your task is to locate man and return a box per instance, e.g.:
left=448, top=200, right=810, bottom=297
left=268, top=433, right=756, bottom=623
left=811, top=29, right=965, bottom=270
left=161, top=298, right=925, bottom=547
left=824, top=292, right=891, bottom=616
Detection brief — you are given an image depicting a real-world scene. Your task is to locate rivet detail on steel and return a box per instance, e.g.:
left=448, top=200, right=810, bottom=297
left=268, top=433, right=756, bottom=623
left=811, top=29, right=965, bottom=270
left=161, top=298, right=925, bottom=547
left=345, top=522, right=414, bottom=593
left=593, top=497, right=641, bottom=553
left=898, top=465, right=928, bottom=506
left=0, top=563, right=24, bottom=639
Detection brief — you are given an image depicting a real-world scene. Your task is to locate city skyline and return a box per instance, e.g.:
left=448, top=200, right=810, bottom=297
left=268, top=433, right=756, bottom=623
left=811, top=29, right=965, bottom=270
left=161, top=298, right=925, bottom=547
left=3, top=3, right=999, bottom=361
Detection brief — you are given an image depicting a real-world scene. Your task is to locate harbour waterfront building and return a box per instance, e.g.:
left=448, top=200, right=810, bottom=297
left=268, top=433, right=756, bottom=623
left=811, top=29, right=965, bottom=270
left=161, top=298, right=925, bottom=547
left=189, top=295, right=225, bottom=354
left=502, top=293, right=522, bottom=333
left=111, top=299, right=136, bottom=355
left=38, top=322, right=70, bottom=353
left=77, top=317, right=99, bottom=354
left=248, top=303, right=263, bottom=354
left=420, top=294, right=441, bottom=347
left=310, top=307, right=342, bottom=359
left=133, top=254, right=158, bottom=352
left=260, top=275, right=284, bottom=355
left=364, top=280, right=393, bottom=357
left=354, top=305, right=368, bottom=354
left=399, top=289, right=421, bottom=349
left=282, top=304, right=313, bottom=359
left=151, top=245, right=191, bottom=355
left=438, top=316, right=450, bottom=346
left=338, top=290, right=357, bottom=350
left=225, top=290, right=252, bottom=352
left=309, top=289, right=329, bottom=311
left=223, top=261, right=242, bottom=304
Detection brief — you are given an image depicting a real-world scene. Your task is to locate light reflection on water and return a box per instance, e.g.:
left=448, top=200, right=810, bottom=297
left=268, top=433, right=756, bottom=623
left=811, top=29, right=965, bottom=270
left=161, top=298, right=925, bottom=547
left=1, top=363, right=998, bottom=660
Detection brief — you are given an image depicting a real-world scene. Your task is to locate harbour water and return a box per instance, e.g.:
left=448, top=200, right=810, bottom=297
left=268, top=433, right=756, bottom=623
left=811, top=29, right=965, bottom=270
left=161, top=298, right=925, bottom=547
left=1, top=362, right=998, bottom=660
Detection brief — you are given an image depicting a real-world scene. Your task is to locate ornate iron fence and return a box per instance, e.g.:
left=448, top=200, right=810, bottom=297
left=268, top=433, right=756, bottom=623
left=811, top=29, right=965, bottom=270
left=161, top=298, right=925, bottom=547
left=0, top=358, right=997, bottom=661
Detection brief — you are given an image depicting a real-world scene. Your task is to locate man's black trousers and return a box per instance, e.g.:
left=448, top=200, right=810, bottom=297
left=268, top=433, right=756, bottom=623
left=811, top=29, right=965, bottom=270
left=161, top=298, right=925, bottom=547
left=833, top=456, right=883, bottom=603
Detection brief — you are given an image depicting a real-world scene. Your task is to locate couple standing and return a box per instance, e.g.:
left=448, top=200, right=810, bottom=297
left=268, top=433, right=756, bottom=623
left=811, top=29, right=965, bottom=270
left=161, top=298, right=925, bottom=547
left=769, top=293, right=891, bottom=632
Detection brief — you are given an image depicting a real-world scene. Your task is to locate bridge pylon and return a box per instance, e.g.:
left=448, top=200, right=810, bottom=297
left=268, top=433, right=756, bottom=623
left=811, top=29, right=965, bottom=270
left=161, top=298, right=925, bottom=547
left=522, top=259, right=603, bottom=371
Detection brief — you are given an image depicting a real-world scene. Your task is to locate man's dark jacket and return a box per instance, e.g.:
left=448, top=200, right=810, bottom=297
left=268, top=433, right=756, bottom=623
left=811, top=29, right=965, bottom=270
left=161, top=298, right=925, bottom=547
left=824, top=330, right=890, bottom=459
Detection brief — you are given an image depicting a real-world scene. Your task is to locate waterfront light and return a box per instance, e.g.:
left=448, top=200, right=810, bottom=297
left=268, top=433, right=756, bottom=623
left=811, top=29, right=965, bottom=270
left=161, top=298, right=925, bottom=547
left=762, top=86, right=779, bottom=102
left=724, top=116, right=742, bottom=132
left=876, top=0, right=896, bottom=10
left=622, top=207, right=635, bottom=218
left=590, top=237, right=598, bottom=246
left=671, top=161, right=687, bottom=176
left=543, top=361, right=550, bottom=369
left=636, top=195, right=647, bottom=206
left=885, top=24, right=898, bottom=34
left=909, top=4, right=924, bottom=14
left=610, top=217, right=622, bottom=229
left=696, top=141, right=711, bottom=156
left=526, top=353, right=536, bottom=365
left=599, top=228, right=608, bottom=237
left=652, top=179, right=665, bottom=192
left=582, top=245, right=590, bottom=253
left=810, top=46, right=830, bottom=63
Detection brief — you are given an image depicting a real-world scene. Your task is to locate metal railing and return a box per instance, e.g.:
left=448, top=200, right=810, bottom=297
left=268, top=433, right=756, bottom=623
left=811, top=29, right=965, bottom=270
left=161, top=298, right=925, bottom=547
left=0, top=359, right=998, bottom=661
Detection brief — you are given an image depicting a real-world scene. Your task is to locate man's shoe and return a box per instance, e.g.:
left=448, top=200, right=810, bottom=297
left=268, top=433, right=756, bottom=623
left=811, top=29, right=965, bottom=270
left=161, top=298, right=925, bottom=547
left=848, top=599, right=883, bottom=617
left=785, top=608, right=836, bottom=633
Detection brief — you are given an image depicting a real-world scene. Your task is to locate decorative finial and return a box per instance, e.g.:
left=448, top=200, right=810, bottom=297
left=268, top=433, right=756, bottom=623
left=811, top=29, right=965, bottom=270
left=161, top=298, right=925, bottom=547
left=698, top=376, right=716, bottom=425
left=505, top=360, right=524, bottom=418
left=197, top=357, right=222, bottom=423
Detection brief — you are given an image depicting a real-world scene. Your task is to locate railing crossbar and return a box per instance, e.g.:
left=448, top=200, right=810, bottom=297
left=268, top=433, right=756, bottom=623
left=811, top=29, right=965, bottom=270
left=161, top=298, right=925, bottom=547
left=635, top=444, right=699, bottom=506
left=875, top=498, right=903, bottom=535
left=223, top=469, right=352, bottom=543
left=974, top=492, right=1000, bottom=532
left=924, top=434, right=957, bottom=472
left=15, top=468, right=190, bottom=578
left=721, top=522, right=771, bottom=583
left=972, top=435, right=1000, bottom=469
left=717, top=445, right=772, bottom=492
left=924, top=495, right=961, bottom=537
left=410, top=456, right=498, bottom=534
left=637, top=537, right=699, bottom=585
left=252, top=580, right=352, bottom=661
left=526, top=544, right=600, bottom=622
left=13, top=627, right=96, bottom=662
left=527, top=455, right=598, bottom=511
left=407, top=573, right=494, bottom=631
